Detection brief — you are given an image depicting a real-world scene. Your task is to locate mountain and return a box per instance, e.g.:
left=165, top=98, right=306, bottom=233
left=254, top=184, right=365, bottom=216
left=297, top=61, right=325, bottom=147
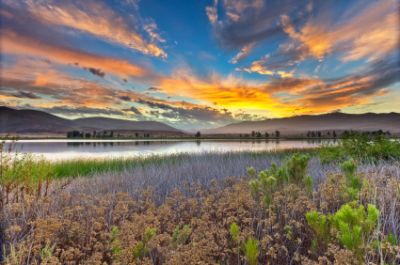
left=73, top=117, right=180, bottom=132
left=0, top=106, right=181, bottom=134
left=205, top=112, right=400, bottom=136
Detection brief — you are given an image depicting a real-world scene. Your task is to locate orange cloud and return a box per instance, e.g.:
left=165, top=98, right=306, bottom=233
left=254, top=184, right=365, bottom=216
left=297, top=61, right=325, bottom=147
left=158, top=69, right=298, bottom=117
left=238, top=57, right=294, bottom=78
left=341, top=12, right=398, bottom=62
left=1, top=30, right=157, bottom=80
left=25, top=1, right=166, bottom=58
left=280, top=0, right=397, bottom=62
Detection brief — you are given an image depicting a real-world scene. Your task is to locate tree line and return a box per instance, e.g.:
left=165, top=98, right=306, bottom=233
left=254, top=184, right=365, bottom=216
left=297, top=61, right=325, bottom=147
left=66, top=130, right=152, bottom=139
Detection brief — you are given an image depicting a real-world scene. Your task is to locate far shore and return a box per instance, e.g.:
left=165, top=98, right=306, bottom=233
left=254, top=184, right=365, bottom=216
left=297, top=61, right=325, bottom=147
left=0, top=135, right=346, bottom=141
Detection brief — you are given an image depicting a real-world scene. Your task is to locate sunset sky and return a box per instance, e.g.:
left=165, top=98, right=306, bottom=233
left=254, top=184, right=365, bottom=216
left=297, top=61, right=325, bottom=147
left=1, top=0, right=399, bottom=130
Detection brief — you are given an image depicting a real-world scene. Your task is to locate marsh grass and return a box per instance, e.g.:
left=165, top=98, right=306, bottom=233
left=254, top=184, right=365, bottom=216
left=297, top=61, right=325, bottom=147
left=319, top=135, right=400, bottom=163
left=1, top=140, right=399, bottom=264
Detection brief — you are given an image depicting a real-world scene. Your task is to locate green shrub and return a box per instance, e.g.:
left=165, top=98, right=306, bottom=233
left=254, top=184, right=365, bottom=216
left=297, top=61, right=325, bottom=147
left=386, top=233, right=399, bottom=246
left=40, top=240, right=55, bottom=263
left=285, top=153, right=310, bottom=184
left=332, top=204, right=379, bottom=253
left=306, top=210, right=331, bottom=248
left=246, top=167, right=256, bottom=178
left=307, top=203, right=380, bottom=259
left=248, top=153, right=313, bottom=205
left=303, top=175, right=313, bottom=195
left=229, top=222, right=240, bottom=245
left=243, top=237, right=259, bottom=265
left=172, top=224, right=191, bottom=246
left=132, top=227, right=157, bottom=260
left=340, top=159, right=362, bottom=201
left=110, top=226, right=122, bottom=259
left=319, top=134, right=400, bottom=163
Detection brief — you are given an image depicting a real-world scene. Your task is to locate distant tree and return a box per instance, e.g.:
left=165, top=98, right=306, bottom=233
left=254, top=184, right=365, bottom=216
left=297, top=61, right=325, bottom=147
left=275, top=130, right=280, bottom=138
left=67, top=130, right=82, bottom=138
left=110, top=131, right=114, bottom=138
left=333, top=130, right=337, bottom=138
left=135, top=132, right=139, bottom=138
left=386, top=131, right=391, bottom=136
left=239, top=134, right=243, bottom=138
left=317, top=131, right=322, bottom=138
left=251, top=131, right=256, bottom=137
left=195, top=131, right=201, bottom=138
left=265, top=132, right=269, bottom=138
left=102, top=131, right=107, bottom=138
left=307, top=131, right=311, bottom=138
left=93, top=130, right=97, bottom=138
left=85, top=132, right=91, bottom=138
left=256, top=132, right=262, bottom=138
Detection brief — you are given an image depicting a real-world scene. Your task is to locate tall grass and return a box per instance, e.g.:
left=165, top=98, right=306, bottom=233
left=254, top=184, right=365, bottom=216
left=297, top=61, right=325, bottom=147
left=319, top=134, right=400, bottom=163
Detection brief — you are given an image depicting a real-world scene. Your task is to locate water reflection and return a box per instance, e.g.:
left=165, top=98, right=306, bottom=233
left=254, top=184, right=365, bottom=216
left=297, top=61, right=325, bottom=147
left=3, top=139, right=333, bottom=161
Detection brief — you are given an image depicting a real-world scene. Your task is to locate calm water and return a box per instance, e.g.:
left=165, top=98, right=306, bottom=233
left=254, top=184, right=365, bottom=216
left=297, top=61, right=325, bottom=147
left=3, top=139, right=332, bottom=160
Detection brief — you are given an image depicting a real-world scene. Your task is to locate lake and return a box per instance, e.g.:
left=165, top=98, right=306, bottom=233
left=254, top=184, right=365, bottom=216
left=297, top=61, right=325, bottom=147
left=2, top=139, right=333, bottom=160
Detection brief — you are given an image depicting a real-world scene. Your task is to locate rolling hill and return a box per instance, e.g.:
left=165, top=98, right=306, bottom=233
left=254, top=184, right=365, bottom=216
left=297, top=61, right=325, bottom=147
left=0, top=106, right=182, bottom=134
left=205, top=112, right=400, bottom=136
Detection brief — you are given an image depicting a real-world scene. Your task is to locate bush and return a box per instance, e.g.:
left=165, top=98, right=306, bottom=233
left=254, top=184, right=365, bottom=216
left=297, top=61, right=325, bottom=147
left=340, top=159, right=363, bottom=201
left=248, top=153, right=312, bottom=206
left=306, top=203, right=379, bottom=260
left=132, top=227, right=157, bottom=261
left=243, top=237, right=259, bottom=265
left=319, top=134, right=400, bottom=163
left=285, top=153, right=310, bottom=184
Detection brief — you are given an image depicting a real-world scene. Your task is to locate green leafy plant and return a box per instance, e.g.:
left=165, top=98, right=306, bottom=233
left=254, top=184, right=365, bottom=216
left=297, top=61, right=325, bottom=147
left=132, top=227, right=157, bottom=261
left=303, top=175, right=313, bottom=195
left=110, top=226, right=122, bottom=260
left=306, top=203, right=380, bottom=259
left=229, top=222, right=240, bottom=245
left=285, top=153, right=310, bottom=184
left=40, top=240, right=55, bottom=263
left=248, top=153, right=313, bottom=205
left=319, top=134, right=400, bottom=163
left=332, top=203, right=379, bottom=254
left=172, top=224, right=191, bottom=246
left=306, top=210, right=331, bottom=250
left=386, top=233, right=399, bottom=246
left=243, top=236, right=259, bottom=265
left=340, top=159, right=362, bottom=200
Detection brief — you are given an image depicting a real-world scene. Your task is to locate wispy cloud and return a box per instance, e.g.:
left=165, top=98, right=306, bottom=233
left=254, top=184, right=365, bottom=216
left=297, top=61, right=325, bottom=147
left=1, top=29, right=157, bottom=80
left=279, top=0, right=398, bottom=63
left=229, top=43, right=254, bottom=64
left=15, top=0, right=167, bottom=58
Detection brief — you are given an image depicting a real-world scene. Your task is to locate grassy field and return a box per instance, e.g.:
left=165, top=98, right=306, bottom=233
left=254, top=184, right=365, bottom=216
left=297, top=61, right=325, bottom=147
left=0, top=136, right=399, bottom=264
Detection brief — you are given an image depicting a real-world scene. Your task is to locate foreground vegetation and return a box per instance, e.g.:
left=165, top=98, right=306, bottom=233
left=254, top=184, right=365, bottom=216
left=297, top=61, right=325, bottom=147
left=0, top=136, right=399, bottom=264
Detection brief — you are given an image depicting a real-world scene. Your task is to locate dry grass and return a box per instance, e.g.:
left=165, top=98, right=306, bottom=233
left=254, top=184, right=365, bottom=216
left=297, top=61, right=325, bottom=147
left=1, top=150, right=399, bottom=264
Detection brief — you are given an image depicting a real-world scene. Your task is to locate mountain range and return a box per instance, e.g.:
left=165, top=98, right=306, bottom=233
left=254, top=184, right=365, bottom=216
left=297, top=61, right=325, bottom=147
left=206, top=112, right=400, bottom=136
left=1, top=106, right=399, bottom=136
left=0, top=106, right=181, bottom=135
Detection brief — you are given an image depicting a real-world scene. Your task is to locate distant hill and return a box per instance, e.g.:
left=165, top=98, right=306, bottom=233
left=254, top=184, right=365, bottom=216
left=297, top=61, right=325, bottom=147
left=205, top=112, right=400, bottom=136
left=0, top=106, right=182, bottom=135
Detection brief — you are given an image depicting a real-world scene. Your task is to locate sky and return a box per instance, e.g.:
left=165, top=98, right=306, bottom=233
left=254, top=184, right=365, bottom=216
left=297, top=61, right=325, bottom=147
left=0, top=0, right=399, bottom=130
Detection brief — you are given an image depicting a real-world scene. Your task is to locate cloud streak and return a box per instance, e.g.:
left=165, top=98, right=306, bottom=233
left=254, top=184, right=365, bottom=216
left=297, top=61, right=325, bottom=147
left=1, top=29, right=157, bottom=80
left=16, top=0, right=167, bottom=58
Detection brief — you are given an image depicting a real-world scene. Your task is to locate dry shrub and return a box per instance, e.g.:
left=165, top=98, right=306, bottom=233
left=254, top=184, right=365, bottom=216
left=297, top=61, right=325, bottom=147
left=1, top=158, right=399, bottom=264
